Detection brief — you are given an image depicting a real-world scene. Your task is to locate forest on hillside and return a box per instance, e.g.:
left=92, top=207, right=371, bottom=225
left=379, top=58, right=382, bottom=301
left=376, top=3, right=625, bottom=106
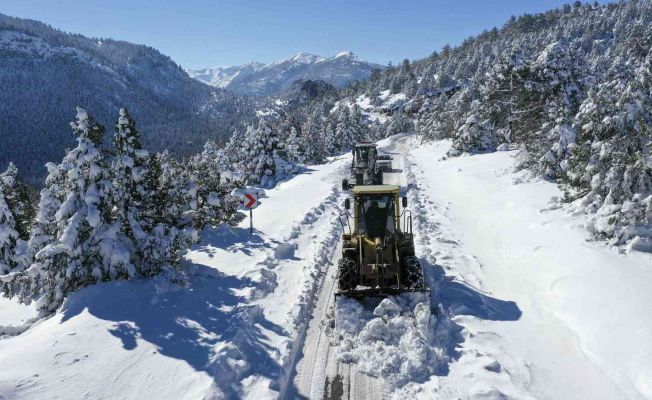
left=1, top=0, right=652, bottom=313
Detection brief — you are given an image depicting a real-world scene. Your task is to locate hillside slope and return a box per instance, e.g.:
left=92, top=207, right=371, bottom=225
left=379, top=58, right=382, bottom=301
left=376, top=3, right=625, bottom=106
left=276, top=0, right=652, bottom=248
left=0, top=13, right=255, bottom=186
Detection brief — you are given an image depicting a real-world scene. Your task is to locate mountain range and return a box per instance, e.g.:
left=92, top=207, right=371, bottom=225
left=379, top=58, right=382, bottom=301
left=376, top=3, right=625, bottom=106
left=0, top=13, right=256, bottom=186
left=187, top=51, right=379, bottom=96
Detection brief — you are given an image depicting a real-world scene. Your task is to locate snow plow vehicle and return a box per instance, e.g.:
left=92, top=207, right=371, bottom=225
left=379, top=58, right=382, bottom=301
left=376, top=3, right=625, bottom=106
left=336, top=184, right=427, bottom=297
left=342, top=142, right=392, bottom=189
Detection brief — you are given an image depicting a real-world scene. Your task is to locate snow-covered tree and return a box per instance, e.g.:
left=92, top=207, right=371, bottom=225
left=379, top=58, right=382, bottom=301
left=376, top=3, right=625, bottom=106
left=305, top=122, right=328, bottom=163
left=348, top=104, right=370, bottom=141
left=188, top=140, right=245, bottom=229
left=0, top=163, right=33, bottom=281
left=112, top=109, right=147, bottom=211
left=448, top=101, right=499, bottom=156
left=565, top=49, right=652, bottom=244
left=138, top=151, right=195, bottom=273
left=417, top=95, right=454, bottom=142
left=0, top=164, right=34, bottom=241
left=531, top=42, right=585, bottom=178
left=385, top=111, right=414, bottom=137
left=111, top=108, right=150, bottom=253
left=19, top=108, right=131, bottom=312
left=0, top=187, right=19, bottom=276
left=240, top=118, right=294, bottom=187
left=285, top=126, right=305, bottom=164
left=333, top=105, right=358, bottom=153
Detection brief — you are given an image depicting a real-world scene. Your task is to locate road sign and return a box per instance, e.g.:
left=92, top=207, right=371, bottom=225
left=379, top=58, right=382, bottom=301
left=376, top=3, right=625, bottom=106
left=234, top=190, right=259, bottom=235
left=233, top=189, right=259, bottom=210
left=243, top=193, right=257, bottom=209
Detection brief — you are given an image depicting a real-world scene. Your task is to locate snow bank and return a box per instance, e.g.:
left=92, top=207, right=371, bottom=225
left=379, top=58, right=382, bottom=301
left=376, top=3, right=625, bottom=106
left=0, top=297, right=37, bottom=338
left=334, top=293, right=448, bottom=389
left=410, top=138, right=652, bottom=399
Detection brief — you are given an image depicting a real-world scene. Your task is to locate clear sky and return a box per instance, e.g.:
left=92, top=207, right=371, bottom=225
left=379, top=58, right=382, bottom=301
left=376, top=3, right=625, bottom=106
left=2, top=0, right=609, bottom=69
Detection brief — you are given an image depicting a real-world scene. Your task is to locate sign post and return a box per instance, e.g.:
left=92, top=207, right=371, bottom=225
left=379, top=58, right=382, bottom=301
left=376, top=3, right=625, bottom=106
left=241, top=192, right=258, bottom=235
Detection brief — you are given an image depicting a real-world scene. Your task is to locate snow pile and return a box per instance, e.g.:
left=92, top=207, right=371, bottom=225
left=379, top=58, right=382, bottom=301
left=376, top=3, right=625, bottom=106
left=334, top=293, right=448, bottom=388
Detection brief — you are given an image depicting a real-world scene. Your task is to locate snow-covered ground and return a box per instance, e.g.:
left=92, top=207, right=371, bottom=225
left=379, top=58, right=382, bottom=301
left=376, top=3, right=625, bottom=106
left=295, top=135, right=652, bottom=400
left=405, top=139, right=652, bottom=399
left=2, top=135, right=652, bottom=400
left=0, top=156, right=350, bottom=399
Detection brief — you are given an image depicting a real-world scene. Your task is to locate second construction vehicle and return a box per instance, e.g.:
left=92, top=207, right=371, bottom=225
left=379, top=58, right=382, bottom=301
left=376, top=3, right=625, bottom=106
left=337, top=184, right=427, bottom=297
left=343, top=142, right=392, bottom=188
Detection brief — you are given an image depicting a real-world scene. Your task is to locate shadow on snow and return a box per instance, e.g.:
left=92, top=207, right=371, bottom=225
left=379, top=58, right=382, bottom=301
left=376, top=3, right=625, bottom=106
left=195, top=225, right=273, bottom=257
left=60, top=261, right=286, bottom=399
left=423, top=255, right=521, bottom=377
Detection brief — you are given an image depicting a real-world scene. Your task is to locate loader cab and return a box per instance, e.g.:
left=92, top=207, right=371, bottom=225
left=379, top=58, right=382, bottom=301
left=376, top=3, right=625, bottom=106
left=357, top=194, right=397, bottom=238
left=352, top=143, right=377, bottom=170
left=350, top=185, right=403, bottom=238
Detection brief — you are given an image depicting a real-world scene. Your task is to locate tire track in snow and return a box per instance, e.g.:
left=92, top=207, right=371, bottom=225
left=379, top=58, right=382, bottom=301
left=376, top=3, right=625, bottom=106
left=277, top=163, right=351, bottom=399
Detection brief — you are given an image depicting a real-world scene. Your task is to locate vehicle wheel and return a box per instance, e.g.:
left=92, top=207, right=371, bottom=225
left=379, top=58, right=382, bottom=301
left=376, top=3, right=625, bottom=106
left=402, top=255, right=424, bottom=289
left=338, top=257, right=359, bottom=291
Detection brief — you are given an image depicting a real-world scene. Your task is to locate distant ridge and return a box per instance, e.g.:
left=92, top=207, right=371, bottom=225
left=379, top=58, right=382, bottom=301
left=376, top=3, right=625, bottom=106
left=187, top=51, right=380, bottom=96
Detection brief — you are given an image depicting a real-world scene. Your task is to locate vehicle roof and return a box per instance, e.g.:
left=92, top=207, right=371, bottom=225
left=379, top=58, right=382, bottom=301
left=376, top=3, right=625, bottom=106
left=352, top=185, right=400, bottom=194
left=354, top=143, right=376, bottom=148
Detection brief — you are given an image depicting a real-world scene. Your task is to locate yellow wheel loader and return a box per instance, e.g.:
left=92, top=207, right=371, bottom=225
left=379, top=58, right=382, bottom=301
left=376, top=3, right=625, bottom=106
left=337, top=184, right=427, bottom=298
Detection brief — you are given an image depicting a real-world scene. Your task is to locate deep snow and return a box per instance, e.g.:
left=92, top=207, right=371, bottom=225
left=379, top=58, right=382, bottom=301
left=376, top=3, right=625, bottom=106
left=0, top=157, right=350, bottom=399
left=406, top=139, right=652, bottom=399
left=2, top=136, right=652, bottom=399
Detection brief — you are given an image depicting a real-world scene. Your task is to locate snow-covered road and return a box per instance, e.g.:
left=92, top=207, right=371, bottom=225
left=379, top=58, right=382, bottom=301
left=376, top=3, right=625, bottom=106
left=288, top=136, right=410, bottom=400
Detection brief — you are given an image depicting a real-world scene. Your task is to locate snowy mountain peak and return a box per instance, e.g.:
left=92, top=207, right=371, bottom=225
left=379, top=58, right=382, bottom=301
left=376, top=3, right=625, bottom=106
left=289, top=52, right=324, bottom=64
left=187, top=51, right=380, bottom=96
left=334, top=50, right=357, bottom=60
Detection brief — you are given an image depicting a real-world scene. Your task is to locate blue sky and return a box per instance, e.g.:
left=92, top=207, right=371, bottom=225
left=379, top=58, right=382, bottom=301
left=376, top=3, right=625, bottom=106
left=2, top=1, right=609, bottom=69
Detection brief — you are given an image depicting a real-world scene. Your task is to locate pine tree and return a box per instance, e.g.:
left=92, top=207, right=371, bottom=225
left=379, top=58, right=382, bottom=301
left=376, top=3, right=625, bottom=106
left=348, top=104, right=369, bottom=142
left=188, top=140, right=245, bottom=229
left=334, top=105, right=357, bottom=153
left=240, top=118, right=293, bottom=187
left=111, top=108, right=150, bottom=263
left=112, top=108, right=148, bottom=221
left=565, top=50, right=652, bottom=244
left=417, top=95, right=452, bottom=142
left=18, top=108, right=131, bottom=312
left=285, top=126, right=305, bottom=164
left=448, top=100, right=499, bottom=156
left=140, top=151, right=194, bottom=274
left=385, top=111, right=414, bottom=137
left=0, top=163, right=34, bottom=283
left=0, top=187, right=18, bottom=276
left=532, top=42, right=585, bottom=178
left=304, top=120, right=327, bottom=163
left=0, top=163, right=34, bottom=241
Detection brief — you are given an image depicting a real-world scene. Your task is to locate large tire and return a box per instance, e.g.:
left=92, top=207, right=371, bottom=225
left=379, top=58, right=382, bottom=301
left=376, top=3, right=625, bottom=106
left=338, top=257, right=359, bottom=291
left=402, top=255, right=424, bottom=289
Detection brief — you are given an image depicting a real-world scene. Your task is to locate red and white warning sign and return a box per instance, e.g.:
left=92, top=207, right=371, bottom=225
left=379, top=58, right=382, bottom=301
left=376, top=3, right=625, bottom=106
left=242, top=193, right=257, bottom=209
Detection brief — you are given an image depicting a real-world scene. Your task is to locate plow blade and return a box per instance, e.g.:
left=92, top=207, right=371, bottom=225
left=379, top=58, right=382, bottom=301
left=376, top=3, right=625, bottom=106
left=335, top=287, right=430, bottom=300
